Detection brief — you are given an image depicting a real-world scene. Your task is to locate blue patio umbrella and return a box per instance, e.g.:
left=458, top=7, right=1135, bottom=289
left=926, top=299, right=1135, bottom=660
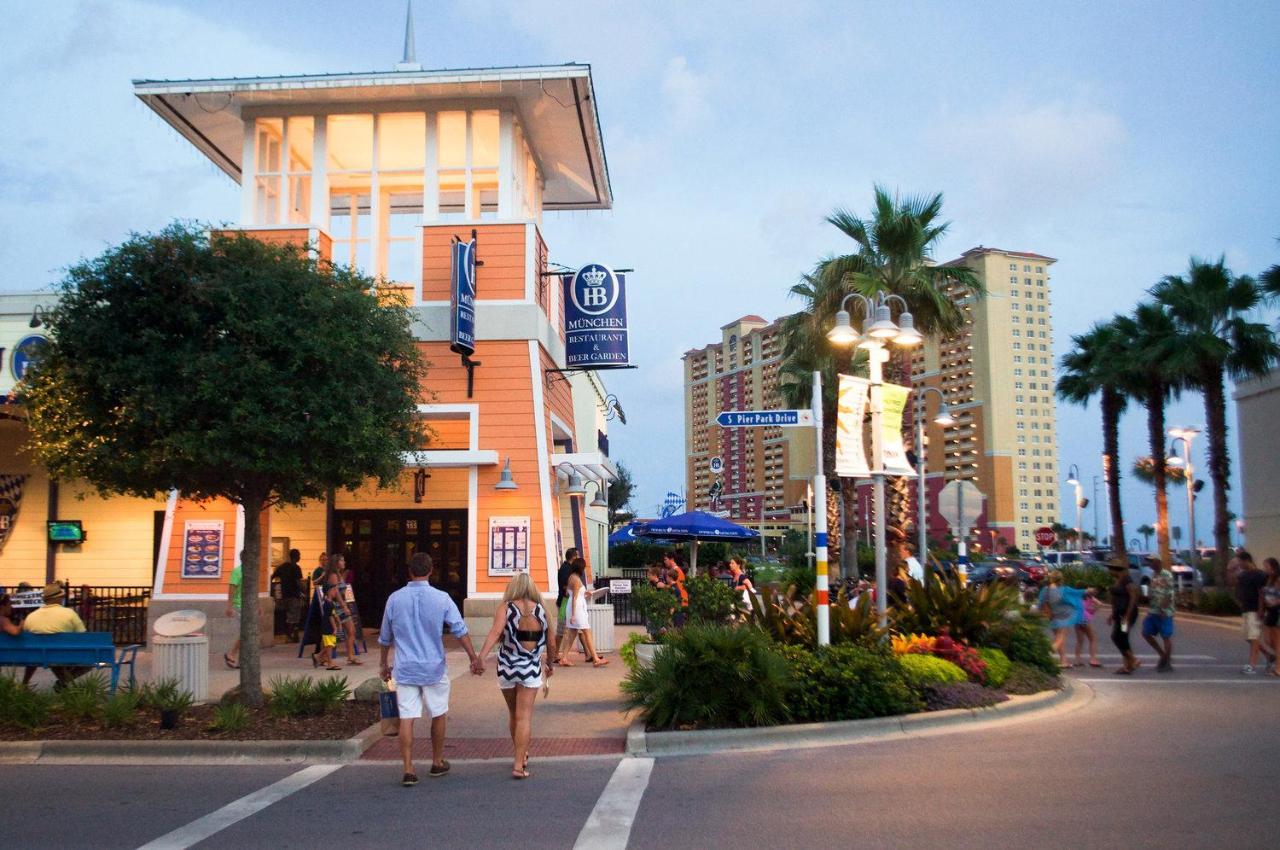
left=608, top=521, right=650, bottom=547
left=637, top=510, right=759, bottom=574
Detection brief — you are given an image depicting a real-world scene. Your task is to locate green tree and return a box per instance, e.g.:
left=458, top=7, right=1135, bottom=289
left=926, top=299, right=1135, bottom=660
left=1113, top=303, right=1184, bottom=569
left=1136, top=524, right=1155, bottom=551
left=1058, top=319, right=1132, bottom=560
left=21, top=224, right=426, bottom=706
left=1152, top=256, right=1280, bottom=582
left=608, top=461, right=636, bottom=527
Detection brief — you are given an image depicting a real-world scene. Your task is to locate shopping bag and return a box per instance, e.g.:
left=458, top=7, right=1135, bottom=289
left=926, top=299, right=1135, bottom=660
left=379, top=684, right=400, bottom=736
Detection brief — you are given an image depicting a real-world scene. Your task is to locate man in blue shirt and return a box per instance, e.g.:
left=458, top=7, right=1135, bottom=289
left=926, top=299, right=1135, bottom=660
left=380, top=552, right=483, bottom=786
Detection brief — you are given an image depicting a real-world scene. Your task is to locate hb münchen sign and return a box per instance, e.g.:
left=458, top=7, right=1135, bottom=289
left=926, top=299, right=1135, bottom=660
left=563, top=263, right=629, bottom=368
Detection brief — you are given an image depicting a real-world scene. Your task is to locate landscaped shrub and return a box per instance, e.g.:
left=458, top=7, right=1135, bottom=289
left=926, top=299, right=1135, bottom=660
left=1001, top=662, right=1062, bottom=695
left=57, top=673, right=109, bottom=721
left=923, top=682, right=1009, bottom=711
left=686, top=574, right=739, bottom=625
left=984, top=614, right=1059, bottom=675
left=977, top=648, right=1012, bottom=688
left=631, top=583, right=678, bottom=638
left=781, top=644, right=921, bottom=722
left=103, top=691, right=142, bottom=728
left=897, top=653, right=967, bottom=691
left=927, top=633, right=987, bottom=682
left=267, top=675, right=348, bottom=718
left=211, top=703, right=250, bottom=732
left=622, top=623, right=791, bottom=730
left=745, top=585, right=885, bottom=648
left=780, top=563, right=816, bottom=596
left=1193, top=590, right=1240, bottom=616
left=893, top=576, right=1023, bottom=645
left=0, top=676, right=54, bottom=730
left=619, top=631, right=646, bottom=673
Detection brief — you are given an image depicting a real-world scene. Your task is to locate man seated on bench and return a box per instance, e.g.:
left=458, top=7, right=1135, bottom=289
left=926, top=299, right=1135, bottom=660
left=22, top=583, right=89, bottom=687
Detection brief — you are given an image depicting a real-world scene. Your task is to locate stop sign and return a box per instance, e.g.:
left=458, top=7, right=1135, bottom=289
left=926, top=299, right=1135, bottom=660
left=1034, top=526, right=1056, bottom=547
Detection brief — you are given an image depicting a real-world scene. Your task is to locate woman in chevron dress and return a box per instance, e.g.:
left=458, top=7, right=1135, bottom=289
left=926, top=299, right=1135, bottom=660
left=478, top=572, right=557, bottom=779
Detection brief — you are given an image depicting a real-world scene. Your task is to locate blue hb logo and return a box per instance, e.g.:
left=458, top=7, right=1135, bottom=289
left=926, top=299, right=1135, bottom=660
left=571, top=264, right=618, bottom=317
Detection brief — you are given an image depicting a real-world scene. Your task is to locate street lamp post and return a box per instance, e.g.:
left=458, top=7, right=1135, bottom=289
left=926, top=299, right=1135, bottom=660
left=913, top=386, right=955, bottom=573
left=826, top=291, right=921, bottom=631
left=1066, top=463, right=1084, bottom=555
left=1167, top=426, right=1199, bottom=562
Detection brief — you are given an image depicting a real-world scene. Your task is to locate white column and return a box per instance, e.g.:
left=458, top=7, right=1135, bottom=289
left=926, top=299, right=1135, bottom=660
left=813, top=371, right=829, bottom=646
left=311, top=116, right=328, bottom=235
left=463, top=111, right=474, bottom=220
left=869, top=345, right=888, bottom=628
left=423, top=112, right=439, bottom=223
left=370, top=115, right=382, bottom=280
left=497, top=110, right=515, bottom=218
left=240, top=121, right=256, bottom=225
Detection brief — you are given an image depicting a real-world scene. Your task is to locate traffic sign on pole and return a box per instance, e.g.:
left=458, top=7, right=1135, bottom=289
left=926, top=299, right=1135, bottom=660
left=716, top=409, right=814, bottom=428
left=1034, top=526, right=1056, bottom=548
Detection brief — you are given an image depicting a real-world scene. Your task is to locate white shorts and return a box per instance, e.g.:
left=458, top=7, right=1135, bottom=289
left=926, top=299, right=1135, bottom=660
left=1242, top=611, right=1261, bottom=642
left=395, top=678, right=450, bottom=719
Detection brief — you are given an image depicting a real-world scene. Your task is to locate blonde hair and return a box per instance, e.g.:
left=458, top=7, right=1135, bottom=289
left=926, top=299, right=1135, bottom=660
left=502, top=572, right=543, bottom=604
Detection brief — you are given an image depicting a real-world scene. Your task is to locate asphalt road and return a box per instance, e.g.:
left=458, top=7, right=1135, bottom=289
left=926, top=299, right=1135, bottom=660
left=3, top=617, right=1276, bottom=850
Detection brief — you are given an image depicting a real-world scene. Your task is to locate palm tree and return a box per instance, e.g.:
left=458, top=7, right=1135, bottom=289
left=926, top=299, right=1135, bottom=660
left=1057, top=319, right=1131, bottom=560
left=779, top=272, right=864, bottom=577
left=1152, top=256, right=1280, bottom=583
left=1112, top=303, right=1184, bottom=569
left=1137, top=524, right=1155, bottom=551
left=808, top=186, right=982, bottom=554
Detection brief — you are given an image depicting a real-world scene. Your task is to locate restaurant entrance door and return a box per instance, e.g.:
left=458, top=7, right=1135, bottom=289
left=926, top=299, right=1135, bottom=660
left=334, top=509, right=468, bottom=626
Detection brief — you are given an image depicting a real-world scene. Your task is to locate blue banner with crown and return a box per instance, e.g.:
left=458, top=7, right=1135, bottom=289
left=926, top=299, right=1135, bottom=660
left=563, top=264, right=628, bottom=368
left=450, top=237, right=477, bottom=356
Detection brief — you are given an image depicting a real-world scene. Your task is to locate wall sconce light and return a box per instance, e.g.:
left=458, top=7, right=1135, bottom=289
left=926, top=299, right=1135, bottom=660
left=413, top=467, right=431, bottom=503
left=29, top=305, right=50, bottom=329
left=556, top=462, right=586, bottom=497
left=494, top=457, right=518, bottom=491
left=585, top=480, right=608, bottom=509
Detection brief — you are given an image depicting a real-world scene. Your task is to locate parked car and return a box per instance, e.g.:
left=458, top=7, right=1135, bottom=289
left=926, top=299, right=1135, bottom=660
left=1041, top=551, right=1085, bottom=567
left=1124, top=552, right=1202, bottom=594
left=966, top=559, right=1029, bottom=586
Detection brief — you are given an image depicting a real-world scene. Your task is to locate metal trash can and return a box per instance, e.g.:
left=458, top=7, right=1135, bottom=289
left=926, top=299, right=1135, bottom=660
left=587, top=604, right=615, bottom=653
left=151, top=610, right=210, bottom=703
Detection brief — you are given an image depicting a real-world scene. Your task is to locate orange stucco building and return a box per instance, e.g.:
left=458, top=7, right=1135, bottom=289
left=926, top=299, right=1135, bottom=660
left=0, top=61, right=623, bottom=644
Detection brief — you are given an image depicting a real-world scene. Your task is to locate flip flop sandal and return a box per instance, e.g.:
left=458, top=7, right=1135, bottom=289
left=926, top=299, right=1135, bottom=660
left=224, top=654, right=239, bottom=669
left=512, top=768, right=529, bottom=780
left=1089, top=661, right=1104, bottom=668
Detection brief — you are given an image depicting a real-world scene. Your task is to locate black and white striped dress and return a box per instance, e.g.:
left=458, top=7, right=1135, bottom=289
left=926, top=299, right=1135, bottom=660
left=497, top=601, right=547, bottom=689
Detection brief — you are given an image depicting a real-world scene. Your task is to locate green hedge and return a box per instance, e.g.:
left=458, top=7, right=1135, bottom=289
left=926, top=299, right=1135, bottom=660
left=781, top=645, right=921, bottom=722
left=897, top=654, right=967, bottom=690
left=983, top=614, right=1059, bottom=675
left=621, top=623, right=791, bottom=730
left=977, top=647, right=1013, bottom=688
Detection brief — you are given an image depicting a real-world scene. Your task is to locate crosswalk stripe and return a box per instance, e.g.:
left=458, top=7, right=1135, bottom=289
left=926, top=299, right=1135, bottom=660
left=574, top=757, right=654, bottom=850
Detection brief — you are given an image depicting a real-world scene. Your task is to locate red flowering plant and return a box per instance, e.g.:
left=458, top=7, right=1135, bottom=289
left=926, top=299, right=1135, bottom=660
left=928, top=631, right=987, bottom=682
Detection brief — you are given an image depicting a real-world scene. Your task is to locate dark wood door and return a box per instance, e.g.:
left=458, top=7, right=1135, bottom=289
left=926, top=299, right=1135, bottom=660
left=335, top=509, right=468, bottom=624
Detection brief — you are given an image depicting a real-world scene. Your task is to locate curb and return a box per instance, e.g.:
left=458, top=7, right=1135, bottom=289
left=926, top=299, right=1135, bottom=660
left=637, top=678, right=1089, bottom=758
left=0, top=720, right=385, bottom=765
left=1172, top=611, right=1240, bottom=630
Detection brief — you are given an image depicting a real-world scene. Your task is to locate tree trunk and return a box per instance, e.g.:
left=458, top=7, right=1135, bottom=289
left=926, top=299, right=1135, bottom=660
left=1146, top=386, right=1172, bottom=569
left=840, top=481, right=859, bottom=579
left=1201, top=366, right=1232, bottom=584
left=238, top=494, right=267, bottom=707
left=1101, top=389, right=1126, bottom=560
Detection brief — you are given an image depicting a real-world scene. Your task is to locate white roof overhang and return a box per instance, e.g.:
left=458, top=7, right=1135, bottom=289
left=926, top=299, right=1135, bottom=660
left=133, top=63, right=611, bottom=210
left=551, top=451, right=618, bottom=484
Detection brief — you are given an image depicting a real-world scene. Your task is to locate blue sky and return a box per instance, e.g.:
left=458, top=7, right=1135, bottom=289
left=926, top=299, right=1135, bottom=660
left=2, top=1, right=1278, bottom=547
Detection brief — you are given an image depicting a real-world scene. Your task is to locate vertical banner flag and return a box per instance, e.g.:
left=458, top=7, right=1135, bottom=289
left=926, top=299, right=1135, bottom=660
left=563, top=264, right=629, bottom=367
left=0, top=474, right=27, bottom=552
left=449, top=237, right=477, bottom=355
left=835, top=376, right=871, bottom=478
left=661, top=490, right=684, bottom=518
left=880, top=383, right=916, bottom=476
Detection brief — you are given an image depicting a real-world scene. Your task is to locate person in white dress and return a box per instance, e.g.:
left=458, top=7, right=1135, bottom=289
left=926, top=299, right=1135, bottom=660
left=556, top=558, right=608, bottom=667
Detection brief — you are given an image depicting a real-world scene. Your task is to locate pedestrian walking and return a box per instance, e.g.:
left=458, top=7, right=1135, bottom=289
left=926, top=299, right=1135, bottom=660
left=557, top=558, right=608, bottom=667
left=1038, top=571, right=1085, bottom=668
left=312, top=582, right=342, bottom=671
left=555, top=547, right=579, bottom=642
left=1141, top=557, right=1176, bottom=673
left=271, top=548, right=305, bottom=641
left=1261, top=558, right=1280, bottom=677
left=729, top=557, right=754, bottom=611
left=660, top=551, right=689, bottom=626
left=1073, top=588, right=1103, bottom=668
left=477, top=573, right=557, bottom=779
left=327, top=553, right=362, bottom=666
left=1234, top=551, right=1274, bottom=674
left=1107, top=560, right=1140, bottom=674
left=379, top=552, right=483, bottom=787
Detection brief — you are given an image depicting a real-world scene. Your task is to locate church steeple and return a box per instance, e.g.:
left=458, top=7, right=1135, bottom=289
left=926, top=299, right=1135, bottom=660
left=394, top=0, right=422, bottom=71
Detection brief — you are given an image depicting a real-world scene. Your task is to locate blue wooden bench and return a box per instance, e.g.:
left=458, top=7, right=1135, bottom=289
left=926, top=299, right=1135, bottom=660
left=0, top=632, right=140, bottom=692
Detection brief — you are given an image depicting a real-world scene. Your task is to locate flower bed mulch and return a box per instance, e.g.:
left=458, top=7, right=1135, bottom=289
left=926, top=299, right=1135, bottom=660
left=1, top=701, right=377, bottom=741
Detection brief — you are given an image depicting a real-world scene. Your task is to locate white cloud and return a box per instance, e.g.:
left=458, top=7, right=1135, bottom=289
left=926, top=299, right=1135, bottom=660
left=661, top=56, right=711, bottom=129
